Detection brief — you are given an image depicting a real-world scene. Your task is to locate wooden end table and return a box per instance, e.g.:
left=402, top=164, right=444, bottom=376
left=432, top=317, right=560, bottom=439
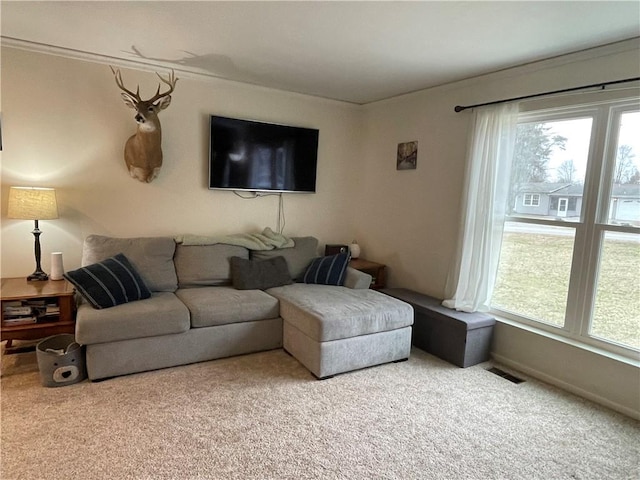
left=1, top=277, right=76, bottom=353
left=349, top=258, right=386, bottom=290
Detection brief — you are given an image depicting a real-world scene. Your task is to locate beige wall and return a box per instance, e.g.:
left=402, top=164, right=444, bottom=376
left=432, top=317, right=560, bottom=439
left=1, top=47, right=363, bottom=276
left=358, top=38, right=640, bottom=418
left=358, top=39, right=640, bottom=298
left=1, top=40, right=639, bottom=417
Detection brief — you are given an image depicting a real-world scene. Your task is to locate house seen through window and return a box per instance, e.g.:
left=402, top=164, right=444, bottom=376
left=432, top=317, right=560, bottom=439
left=523, top=193, right=540, bottom=207
left=492, top=99, right=640, bottom=356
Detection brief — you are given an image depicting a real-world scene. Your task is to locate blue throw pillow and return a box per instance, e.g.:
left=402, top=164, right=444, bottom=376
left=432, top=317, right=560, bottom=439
left=64, top=253, right=151, bottom=309
left=302, top=252, right=350, bottom=286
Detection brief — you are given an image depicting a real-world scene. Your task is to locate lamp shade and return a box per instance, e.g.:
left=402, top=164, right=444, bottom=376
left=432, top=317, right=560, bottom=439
left=7, top=187, right=59, bottom=220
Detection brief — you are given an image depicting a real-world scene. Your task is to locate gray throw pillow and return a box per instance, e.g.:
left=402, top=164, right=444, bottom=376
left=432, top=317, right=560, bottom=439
left=230, top=256, right=293, bottom=290
left=250, top=236, right=319, bottom=281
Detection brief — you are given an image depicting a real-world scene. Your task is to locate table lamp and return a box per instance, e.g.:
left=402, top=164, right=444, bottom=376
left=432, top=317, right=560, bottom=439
left=7, top=186, right=59, bottom=281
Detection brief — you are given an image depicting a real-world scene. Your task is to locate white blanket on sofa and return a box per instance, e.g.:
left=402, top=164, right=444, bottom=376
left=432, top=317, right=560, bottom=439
left=175, top=227, right=295, bottom=250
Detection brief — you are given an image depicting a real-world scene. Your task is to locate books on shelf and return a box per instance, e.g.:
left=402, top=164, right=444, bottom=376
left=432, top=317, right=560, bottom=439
left=24, top=299, right=47, bottom=307
left=2, top=316, right=38, bottom=326
left=2, top=298, right=61, bottom=326
left=4, top=305, right=33, bottom=316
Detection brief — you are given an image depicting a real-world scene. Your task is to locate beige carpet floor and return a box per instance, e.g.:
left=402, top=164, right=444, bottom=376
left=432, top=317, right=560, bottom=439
left=1, top=347, right=638, bottom=480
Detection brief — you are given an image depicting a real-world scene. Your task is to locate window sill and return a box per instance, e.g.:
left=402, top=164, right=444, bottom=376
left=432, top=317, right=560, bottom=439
left=493, top=314, right=640, bottom=368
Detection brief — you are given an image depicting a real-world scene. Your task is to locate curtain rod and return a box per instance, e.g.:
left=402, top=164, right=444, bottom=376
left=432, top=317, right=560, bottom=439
left=454, top=77, right=640, bottom=112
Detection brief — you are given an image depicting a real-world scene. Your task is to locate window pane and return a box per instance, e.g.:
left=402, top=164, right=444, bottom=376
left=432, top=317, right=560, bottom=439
left=591, top=231, right=640, bottom=349
left=509, top=118, right=592, bottom=222
left=492, top=222, right=575, bottom=326
left=607, top=110, right=640, bottom=227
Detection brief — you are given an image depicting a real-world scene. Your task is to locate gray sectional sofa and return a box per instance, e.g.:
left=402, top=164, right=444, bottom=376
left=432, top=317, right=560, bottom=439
left=74, top=234, right=413, bottom=380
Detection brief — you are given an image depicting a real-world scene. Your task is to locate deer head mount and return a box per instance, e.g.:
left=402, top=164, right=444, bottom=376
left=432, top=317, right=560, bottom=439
left=111, top=67, right=178, bottom=183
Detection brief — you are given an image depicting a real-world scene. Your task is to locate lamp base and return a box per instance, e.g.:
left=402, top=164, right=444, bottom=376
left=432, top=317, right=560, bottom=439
left=27, top=270, right=49, bottom=282
left=27, top=220, right=49, bottom=282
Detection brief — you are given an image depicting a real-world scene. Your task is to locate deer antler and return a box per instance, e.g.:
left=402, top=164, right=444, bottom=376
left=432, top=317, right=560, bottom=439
left=110, top=66, right=141, bottom=101
left=148, top=70, right=178, bottom=104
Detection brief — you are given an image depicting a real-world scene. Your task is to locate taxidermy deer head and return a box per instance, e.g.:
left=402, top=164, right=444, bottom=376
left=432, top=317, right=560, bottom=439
left=111, top=67, right=178, bottom=183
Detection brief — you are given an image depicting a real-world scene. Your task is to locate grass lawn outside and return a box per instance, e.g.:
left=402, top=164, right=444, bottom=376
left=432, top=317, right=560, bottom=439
left=492, top=230, right=640, bottom=350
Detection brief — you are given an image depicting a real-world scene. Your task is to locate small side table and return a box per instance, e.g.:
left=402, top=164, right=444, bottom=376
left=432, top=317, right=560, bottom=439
left=1, top=277, right=76, bottom=353
left=349, top=258, right=386, bottom=289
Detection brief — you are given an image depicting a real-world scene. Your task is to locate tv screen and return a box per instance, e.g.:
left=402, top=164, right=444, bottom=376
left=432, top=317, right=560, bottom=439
left=209, top=115, right=319, bottom=193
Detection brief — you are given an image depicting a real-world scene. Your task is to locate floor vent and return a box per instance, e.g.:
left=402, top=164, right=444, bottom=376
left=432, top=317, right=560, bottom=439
left=487, top=367, right=525, bottom=384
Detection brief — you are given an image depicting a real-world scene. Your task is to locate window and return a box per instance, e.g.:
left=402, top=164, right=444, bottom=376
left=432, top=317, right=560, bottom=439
left=492, top=99, right=640, bottom=356
left=523, top=193, right=540, bottom=206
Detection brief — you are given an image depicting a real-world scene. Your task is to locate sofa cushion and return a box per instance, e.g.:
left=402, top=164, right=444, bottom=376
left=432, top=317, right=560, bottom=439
left=250, top=236, right=318, bottom=281
left=344, top=267, right=373, bottom=289
left=230, top=256, right=293, bottom=290
left=175, top=244, right=249, bottom=287
left=302, top=253, right=350, bottom=286
left=82, top=235, right=177, bottom=292
left=176, top=287, right=280, bottom=327
left=267, top=284, right=414, bottom=342
left=64, top=253, right=151, bottom=309
left=75, top=292, right=190, bottom=345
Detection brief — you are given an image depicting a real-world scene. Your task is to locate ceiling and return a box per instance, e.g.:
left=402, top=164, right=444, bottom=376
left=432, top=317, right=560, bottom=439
left=2, top=1, right=639, bottom=104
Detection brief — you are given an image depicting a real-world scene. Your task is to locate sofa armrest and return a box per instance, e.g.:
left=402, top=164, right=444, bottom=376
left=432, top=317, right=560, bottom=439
left=344, top=267, right=372, bottom=289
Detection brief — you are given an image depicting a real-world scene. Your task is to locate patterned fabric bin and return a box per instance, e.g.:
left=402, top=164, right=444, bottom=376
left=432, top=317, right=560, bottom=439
left=36, top=334, right=87, bottom=387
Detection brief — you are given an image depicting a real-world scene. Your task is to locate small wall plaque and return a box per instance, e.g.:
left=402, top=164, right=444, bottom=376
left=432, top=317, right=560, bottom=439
left=397, top=141, right=417, bottom=170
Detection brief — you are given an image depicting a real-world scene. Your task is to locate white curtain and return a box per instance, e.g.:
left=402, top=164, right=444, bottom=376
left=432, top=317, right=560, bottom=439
left=443, top=102, right=519, bottom=312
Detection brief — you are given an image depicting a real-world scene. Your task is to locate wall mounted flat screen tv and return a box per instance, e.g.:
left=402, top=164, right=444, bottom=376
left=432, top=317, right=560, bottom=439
left=209, top=115, right=319, bottom=193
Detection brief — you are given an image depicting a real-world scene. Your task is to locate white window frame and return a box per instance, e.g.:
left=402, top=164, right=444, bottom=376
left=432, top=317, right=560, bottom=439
left=523, top=193, right=540, bottom=206
left=491, top=97, right=640, bottom=360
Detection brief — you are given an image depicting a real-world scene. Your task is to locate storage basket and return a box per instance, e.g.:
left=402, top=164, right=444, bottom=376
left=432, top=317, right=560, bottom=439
left=36, top=334, right=86, bottom=387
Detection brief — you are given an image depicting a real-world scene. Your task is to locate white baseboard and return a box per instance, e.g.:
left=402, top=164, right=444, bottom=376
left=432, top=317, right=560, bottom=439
left=491, top=353, right=640, bottom=421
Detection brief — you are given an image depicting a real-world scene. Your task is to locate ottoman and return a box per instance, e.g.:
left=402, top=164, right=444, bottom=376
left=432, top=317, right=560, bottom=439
left=381, top=288, right=496, bottom=367
left=267, top=284, right=414, bottom=379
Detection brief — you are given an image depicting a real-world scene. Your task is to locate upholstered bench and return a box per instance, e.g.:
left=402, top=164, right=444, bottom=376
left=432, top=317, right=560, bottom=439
left=381, top=288, right=496, bottom=368
left=267, top=284, right=414, bottom=379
